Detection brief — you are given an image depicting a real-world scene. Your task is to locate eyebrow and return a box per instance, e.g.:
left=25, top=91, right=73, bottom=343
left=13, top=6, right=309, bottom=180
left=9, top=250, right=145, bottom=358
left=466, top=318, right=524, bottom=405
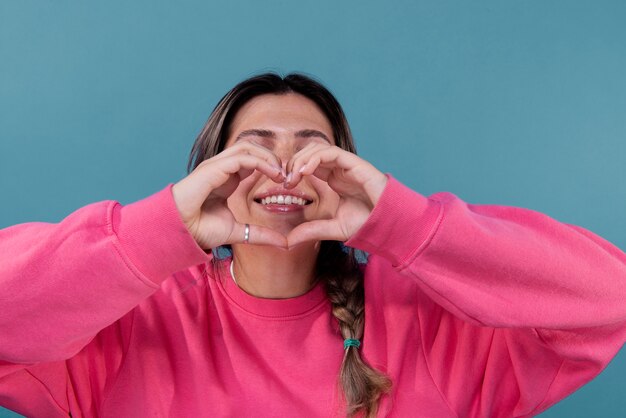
left=235, top=129, right=331, bottom=144
left=295, top=129, right=331, bottom=143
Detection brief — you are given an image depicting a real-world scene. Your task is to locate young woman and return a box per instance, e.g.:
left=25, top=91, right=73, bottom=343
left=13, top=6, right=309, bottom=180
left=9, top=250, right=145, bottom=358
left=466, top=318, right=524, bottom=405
left=1, top=73, right=625, bottom=417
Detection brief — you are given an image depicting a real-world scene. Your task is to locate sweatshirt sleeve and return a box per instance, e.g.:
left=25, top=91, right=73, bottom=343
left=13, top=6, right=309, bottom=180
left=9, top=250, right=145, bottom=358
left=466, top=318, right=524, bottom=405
left=347, top=176, right=626, bottom=417
left=0, top=185, right=209, bottom=364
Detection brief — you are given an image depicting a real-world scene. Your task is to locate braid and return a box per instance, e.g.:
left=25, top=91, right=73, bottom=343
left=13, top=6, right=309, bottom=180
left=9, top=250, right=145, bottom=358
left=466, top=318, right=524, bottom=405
left=317, top=242, right=392, bottom=417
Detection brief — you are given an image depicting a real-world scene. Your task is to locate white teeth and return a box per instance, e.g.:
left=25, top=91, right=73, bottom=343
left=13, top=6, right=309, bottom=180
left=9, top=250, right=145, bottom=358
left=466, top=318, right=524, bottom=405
left=259, top=195, right=309, bottom=206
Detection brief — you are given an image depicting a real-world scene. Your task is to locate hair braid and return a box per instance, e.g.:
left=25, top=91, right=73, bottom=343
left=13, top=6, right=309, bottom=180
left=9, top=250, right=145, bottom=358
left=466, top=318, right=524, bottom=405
left=317, top=242, right=392, bottom=417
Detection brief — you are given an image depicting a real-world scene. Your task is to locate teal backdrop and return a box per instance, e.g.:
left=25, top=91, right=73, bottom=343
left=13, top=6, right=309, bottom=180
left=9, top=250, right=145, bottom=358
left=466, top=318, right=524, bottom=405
left=1, top=0, right=624, bottom=416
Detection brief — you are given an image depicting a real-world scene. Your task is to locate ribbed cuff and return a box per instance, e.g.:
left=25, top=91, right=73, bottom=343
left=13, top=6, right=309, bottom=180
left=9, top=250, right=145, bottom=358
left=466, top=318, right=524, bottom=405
left=111, top=185, right=210, bottom=285
left=345, top=176, right=443, bottom=267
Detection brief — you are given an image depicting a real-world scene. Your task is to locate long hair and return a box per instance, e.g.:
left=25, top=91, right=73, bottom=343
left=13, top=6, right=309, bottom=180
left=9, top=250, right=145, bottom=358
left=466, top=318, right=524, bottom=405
left=188, top=73, right=391, bottom=417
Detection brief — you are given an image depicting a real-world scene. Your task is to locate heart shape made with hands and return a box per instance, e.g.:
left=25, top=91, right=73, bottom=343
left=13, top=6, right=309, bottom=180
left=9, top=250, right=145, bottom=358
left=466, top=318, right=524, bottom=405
left=173, top=143, right=387, bottom=252
left=239, top=158, right=386, bottom=250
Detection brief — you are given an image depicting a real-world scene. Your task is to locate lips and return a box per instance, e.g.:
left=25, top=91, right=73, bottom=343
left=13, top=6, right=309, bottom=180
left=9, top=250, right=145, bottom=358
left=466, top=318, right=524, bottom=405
left=253, top=188, right=313, bottom=208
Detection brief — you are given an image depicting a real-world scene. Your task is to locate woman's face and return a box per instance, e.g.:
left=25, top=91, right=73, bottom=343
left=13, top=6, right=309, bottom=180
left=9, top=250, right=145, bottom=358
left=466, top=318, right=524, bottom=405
left=224, top=93, right=341, bottom=237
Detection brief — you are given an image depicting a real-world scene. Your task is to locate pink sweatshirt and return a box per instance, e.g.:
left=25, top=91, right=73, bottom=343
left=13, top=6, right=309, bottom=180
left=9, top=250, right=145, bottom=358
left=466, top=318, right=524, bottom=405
left=1, top=177, right=625, bottom=417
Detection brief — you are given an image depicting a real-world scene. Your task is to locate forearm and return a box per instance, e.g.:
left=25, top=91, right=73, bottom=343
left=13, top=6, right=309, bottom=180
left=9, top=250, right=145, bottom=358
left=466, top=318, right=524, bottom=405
left=348, top=176, right=626, bottom=329
left=351, top=177, right=626, bottom=414
left=0, top=186, right=209, bottom=363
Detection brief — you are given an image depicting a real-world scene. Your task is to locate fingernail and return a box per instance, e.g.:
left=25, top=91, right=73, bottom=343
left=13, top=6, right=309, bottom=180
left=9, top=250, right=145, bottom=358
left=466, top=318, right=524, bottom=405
left=285, top=172, right=293, bottom=184
left=281, top=168, right=287, bottom=178
left=298, top=164, right=307, bottom=174
left=272, top=166, right=284, bottom=179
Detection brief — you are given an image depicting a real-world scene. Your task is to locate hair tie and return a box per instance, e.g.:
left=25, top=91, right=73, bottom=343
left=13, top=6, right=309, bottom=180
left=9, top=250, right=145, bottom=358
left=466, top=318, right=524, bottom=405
left=344, top=338, right=361, bottom=350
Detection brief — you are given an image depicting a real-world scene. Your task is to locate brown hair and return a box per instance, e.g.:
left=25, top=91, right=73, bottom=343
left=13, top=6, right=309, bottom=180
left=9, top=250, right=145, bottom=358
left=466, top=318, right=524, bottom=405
left=188, top=73, right=391, bottom=416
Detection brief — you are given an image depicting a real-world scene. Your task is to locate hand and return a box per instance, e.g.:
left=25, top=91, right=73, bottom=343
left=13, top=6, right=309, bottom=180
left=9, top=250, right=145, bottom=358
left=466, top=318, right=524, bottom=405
left=284, top=143, right=387, bottom=247
left=171, top=143, right=288, bottom=249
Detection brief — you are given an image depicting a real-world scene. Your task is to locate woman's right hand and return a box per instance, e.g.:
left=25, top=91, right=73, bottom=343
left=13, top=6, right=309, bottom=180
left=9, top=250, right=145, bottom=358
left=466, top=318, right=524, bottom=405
left=171, top=143, right=287, bottom=249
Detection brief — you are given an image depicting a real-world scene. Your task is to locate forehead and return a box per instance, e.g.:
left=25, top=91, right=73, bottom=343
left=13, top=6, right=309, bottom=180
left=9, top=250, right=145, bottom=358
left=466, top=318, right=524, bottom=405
left=228, top=93, right=333, bottom=139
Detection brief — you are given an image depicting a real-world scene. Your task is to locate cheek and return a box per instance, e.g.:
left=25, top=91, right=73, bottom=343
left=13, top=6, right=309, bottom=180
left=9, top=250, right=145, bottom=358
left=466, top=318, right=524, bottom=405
left=310, top=177, right=340, bottom=212
left=226, top=174, right=261, bottom=216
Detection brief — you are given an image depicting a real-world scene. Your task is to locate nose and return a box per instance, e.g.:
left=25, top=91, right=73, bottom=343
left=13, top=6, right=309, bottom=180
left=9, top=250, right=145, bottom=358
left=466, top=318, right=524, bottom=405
left=273, top=140, right=298, bottom=168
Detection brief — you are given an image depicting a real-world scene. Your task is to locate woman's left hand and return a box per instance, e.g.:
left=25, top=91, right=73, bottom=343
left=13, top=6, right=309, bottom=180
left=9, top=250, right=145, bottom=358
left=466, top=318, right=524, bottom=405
left=284, top=143, right=387, bottom=247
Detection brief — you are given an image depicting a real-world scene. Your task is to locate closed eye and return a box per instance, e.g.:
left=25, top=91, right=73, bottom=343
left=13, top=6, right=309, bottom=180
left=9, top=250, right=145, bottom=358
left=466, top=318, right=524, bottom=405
left=249, top=137, right=275, bottom=151
left=295, top=137, right=327, bottom=152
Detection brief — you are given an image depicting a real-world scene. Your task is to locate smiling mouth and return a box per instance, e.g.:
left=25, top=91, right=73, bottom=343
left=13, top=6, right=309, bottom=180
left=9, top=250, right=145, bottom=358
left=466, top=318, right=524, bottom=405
left=254, top=194, right=313, bottom=206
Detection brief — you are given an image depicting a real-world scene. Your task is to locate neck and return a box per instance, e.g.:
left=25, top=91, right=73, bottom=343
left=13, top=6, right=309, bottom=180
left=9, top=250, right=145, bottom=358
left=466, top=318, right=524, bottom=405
left=230, top=242, right=320, bottom=299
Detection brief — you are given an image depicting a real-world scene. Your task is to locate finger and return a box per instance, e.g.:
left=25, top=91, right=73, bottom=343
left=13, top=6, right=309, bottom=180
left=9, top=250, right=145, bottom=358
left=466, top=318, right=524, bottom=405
left=285, top=142, right=331, bottom=173
left=285, top=143, right=333, bottom=187
left=287, top=146, right=361, bottom=187
left=211, top=154, right=284, bottom=189
left=287, top=219, right=349, bottom=248
left=284, top=142, right=324, bottom=173
left=183, top=155, right=283, bottom=211
left=307, top=165, right=333, bottom=183
left=226, top=223, right=288, bottom=248
left=218, top=141, right=283, bottom=173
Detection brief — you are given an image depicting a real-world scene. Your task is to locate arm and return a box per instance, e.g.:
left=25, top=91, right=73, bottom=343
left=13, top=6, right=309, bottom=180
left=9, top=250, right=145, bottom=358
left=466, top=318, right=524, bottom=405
left=0, top=185, right=208, bottom=364
left=347, top=177, right=626, bottom=416
left=277, top=142, right=625, bottom=415
left=0, top=144, right=288, bottom=415
left=0, top=186, right=209, bottom=415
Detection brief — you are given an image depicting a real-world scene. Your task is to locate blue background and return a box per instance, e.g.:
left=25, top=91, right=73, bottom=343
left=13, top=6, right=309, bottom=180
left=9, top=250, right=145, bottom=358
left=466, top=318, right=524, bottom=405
left=1, top=0, right=624, bottom=416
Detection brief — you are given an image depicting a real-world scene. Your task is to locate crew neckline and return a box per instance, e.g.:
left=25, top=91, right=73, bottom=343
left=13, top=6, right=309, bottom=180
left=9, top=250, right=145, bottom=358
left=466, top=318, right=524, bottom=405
left=215, top=258, right=328, bottom=319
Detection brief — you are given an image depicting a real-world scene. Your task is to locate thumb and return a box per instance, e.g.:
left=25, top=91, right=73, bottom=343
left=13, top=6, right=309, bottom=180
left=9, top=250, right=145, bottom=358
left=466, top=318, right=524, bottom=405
left=287, top=219, right=348, bottom=248
left=226, top=223, right=288, bottom=248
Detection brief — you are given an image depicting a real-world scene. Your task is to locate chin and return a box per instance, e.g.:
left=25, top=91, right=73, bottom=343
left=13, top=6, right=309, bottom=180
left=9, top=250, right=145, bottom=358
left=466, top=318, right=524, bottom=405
left=263, top=220, right=301, bottom=238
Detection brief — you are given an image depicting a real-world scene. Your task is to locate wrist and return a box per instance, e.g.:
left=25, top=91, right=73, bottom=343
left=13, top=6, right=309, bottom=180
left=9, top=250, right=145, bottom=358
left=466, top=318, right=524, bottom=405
left=363, top=171, right=388, bottom=207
